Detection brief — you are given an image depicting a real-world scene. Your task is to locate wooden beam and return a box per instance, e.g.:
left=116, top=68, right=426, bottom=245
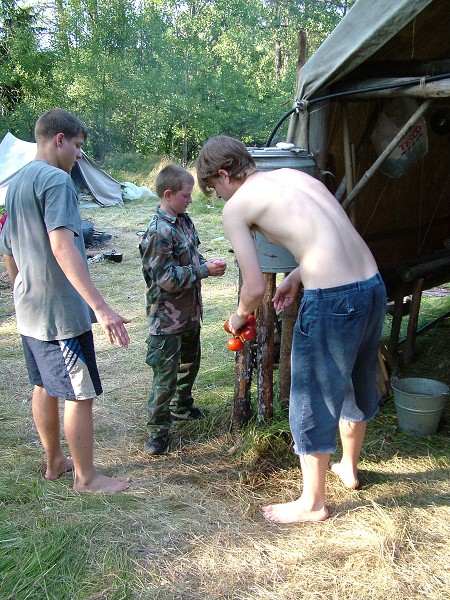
left=287, top=30, right=308, bottom=146
left=341, top=59, right=450, bottom=80
left=388, top=283, right=407, bottom=362
left=232, top=342, right=254, bottom=431
left=333, top=78, right=450, bottom=101
left=404, top=278, right=424, bottom=364
left=256, top=273, right=276, bottom=424
left=277, top=287, right=301, bottom=406
left=342, top=99, right=432, bottom=211
left=401, top=253, right=450, bottom=282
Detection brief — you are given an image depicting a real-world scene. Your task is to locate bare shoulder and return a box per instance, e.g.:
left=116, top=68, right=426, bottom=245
left=226, top=172, right=274, bottom=207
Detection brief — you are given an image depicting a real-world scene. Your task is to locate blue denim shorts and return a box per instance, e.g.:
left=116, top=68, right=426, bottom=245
left=289, top=273, right=387, bottom=455
left=22, top=330, right=102, bottom=400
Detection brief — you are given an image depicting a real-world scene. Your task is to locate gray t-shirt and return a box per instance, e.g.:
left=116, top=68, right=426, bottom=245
left=0, top=160, right=95, bottom=340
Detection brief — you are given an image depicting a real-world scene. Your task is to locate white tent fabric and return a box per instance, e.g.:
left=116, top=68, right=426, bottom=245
left=0, top=133, right=36, bottom=201
left=294, top=0, right=435, bottom=103
left=0, top=132, right=123, bottom=207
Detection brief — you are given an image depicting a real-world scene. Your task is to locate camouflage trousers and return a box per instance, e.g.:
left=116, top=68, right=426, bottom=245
left=145, top=328, right=201, bottom=438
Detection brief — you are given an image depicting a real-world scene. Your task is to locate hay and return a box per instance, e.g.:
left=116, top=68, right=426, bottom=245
left=0, top=195, right=449, bottom=600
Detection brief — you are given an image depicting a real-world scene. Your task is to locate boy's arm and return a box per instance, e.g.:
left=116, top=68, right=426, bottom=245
left=192, top=227, right=226, bottom=274
left=142, top=228, right=209, bottom=292
left=49, top=227, right=130, bottom=348
left=223, top=204, right=266, bottom=332
left=3, top=254, right=18, bottom=283
left=0, top=217, right=18, bottom=283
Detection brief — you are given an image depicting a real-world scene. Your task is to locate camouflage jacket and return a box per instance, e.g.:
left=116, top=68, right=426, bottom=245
left=139, top=206, right=209, bottom=335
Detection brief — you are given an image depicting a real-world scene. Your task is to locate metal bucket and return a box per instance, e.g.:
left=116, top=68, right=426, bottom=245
left=247, top=147, right=318, bottom=273
left=391, top=377, right=448, bottom=436
left=247, top=147, right=318, bottom=176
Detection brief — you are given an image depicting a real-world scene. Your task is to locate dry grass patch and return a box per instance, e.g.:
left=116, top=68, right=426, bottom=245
left=1, top=189, right=449, bottom=599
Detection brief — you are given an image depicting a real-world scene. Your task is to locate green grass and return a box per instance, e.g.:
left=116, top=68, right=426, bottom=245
left=0, top=153, right=449, bottom=600
left=0, top=493, right=139, bottom=599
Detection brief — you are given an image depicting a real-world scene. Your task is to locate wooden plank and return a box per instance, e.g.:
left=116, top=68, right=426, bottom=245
left=232, top=343, right=254, bottom=431
left=404, top=278, right=424, bottom=364
left=388, top=283, right=407, bottom=361
left=277, top=288, right=301, bottom=406
left=256, top=273, right=276, bottom=423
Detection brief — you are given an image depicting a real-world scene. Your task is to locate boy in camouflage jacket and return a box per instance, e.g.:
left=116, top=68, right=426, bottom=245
left=139, top=165, right=226, bottom=455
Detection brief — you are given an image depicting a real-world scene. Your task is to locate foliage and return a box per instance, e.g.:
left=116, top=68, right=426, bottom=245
left=1, top=0, right=356, bottom=159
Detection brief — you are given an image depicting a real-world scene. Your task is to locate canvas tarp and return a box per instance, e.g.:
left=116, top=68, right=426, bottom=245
left=292, top=0, right=435, bottom=104
left=287, top=0, right=449, bottom=153
left=285, top=0, right=450, bottom=285
left=0, top=132, right=123, bottom=207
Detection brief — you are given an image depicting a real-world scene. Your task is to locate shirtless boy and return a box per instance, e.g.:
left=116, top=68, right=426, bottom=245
left=0, top=109, right=131, bottom=493
left=196, top=135, right=386, bottom=523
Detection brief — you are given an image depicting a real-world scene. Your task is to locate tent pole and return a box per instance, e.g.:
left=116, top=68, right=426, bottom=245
left=287, top=30, right=307, bottom=145
left=341, top=101, right=354, bottom=192
left=335, top=104, right=383, bottom=202
left=341, top=101, right=356, bottom=225
left=342, top=99, right=433, bottom=211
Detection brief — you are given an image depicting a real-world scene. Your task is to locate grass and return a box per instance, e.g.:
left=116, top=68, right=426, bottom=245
left=0, top=158, right=449, bottom=599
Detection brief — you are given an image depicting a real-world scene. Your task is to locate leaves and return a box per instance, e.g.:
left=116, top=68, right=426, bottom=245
left=0, top=0, right=356, bottom=159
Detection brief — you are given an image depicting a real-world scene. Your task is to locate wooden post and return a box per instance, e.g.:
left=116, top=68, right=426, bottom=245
left=404, top=278, right=424, bottom=364
left=388, top=283, right=407, bottom=362
left=342, top=101, right=354, bottom=194
left=341, top=100, right=356, bottom=225
left=232, top=270, right=253, bottom=430
left=256, top=273, right=276, bottom=423
left=287, top=29, right=307, bottom=145
left=278, top=287, right=302, bottom=406
left=232, top=342, right=254, bottom=431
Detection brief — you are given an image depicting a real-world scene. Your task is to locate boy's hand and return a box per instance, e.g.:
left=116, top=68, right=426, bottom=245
left=272, top=278, right=299, bottom=311
left=272, top=268, right=302, bottom=311
left=206, top=259, right=227, bottom=277
left=95, top=307, right=131, bottom=348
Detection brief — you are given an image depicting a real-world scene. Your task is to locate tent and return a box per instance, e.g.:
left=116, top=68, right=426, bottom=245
left=0, top=132, right=123, bottom=207
left=286, top=0, right=450, bottom=286
left=285, top=0, right=450, bottom=359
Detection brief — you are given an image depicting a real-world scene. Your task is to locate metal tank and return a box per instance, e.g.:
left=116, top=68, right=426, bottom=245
left=247, top=146, right=318, bottom=273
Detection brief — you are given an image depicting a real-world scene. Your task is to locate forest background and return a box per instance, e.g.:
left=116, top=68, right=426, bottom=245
left=2, top=3, right=450, bottom=598
left=1, top=0, right=356, bottom=163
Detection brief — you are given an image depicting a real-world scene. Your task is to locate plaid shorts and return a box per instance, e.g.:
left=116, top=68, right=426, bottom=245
left=21, top=330, right=102, bottom=400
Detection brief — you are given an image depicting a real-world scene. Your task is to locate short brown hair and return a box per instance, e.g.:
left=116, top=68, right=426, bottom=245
left=155, top=164, right=194, bottom=199
left=196, top=135, right=256, bottom=196
left=35, top=108, right=88, bottom=142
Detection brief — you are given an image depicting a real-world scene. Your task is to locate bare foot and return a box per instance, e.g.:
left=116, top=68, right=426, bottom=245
left=261, top=499, right=329, bottom=524
left=73, top=473, right=131, bottom=494
left=45, top=456, right=74, bottom=480
left=329, top=461, right=359, bottom=489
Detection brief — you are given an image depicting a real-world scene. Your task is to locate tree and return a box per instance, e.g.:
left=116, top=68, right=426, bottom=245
left=1, top=0, right=356, bottom=158
left=0, top=1, right=60, bottom=137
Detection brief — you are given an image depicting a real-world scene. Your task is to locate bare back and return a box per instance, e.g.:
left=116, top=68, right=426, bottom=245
left=222, top=169, right=378, bottom=289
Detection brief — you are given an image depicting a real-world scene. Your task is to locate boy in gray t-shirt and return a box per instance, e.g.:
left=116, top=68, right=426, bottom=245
left=0, top=108, right=131, bottom=493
